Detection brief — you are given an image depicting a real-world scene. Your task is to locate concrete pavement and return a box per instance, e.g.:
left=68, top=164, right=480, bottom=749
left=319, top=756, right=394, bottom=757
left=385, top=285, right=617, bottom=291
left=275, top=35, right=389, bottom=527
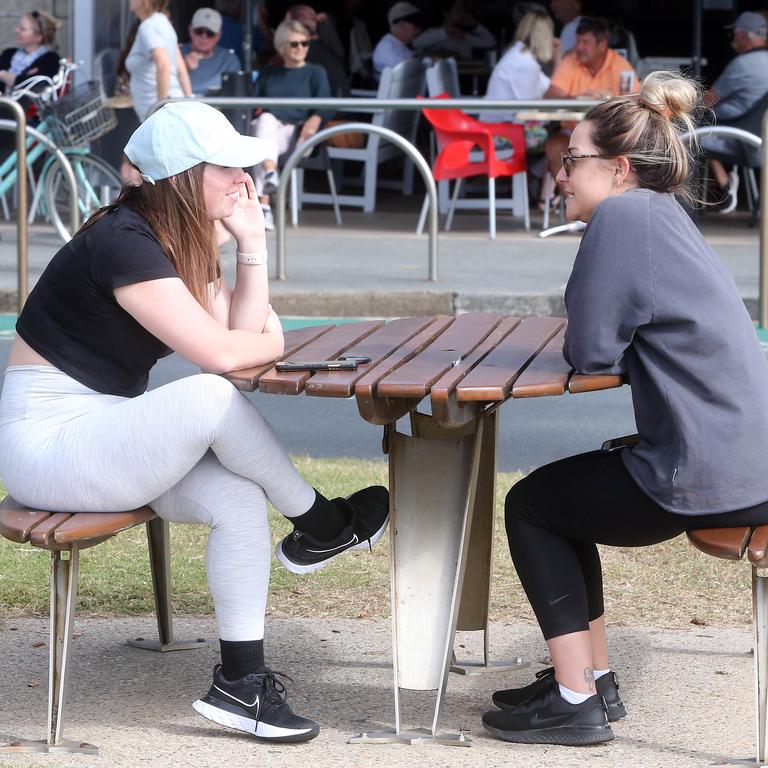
left=0, top=203, right=762, bottom=319
left=0, top=616, right=758, bottom=768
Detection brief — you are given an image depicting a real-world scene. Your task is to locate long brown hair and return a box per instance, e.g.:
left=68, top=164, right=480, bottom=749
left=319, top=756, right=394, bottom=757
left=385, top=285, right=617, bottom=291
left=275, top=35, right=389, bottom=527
left=80, top=163, right=218, bottom=308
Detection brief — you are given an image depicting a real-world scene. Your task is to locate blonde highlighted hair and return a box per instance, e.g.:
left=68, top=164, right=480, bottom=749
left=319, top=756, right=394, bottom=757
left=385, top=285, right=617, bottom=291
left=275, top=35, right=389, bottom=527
left=584, top=71, right=701, bottom=201
left=28, top=10, right=61, bottom=46
left=514, top=10, right=555, bottom=64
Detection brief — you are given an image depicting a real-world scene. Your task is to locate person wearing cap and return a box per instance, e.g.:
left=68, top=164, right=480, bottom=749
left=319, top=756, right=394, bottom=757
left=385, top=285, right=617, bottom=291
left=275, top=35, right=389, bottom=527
left=125, top=0, right=192, bottom=121
left=372, top=1, right=424, bottom=77
left=0, top=101, right=389, bottom=744
left=180, top=7, right=241, bottom=95
left=701, top=11, right=768, bottom=214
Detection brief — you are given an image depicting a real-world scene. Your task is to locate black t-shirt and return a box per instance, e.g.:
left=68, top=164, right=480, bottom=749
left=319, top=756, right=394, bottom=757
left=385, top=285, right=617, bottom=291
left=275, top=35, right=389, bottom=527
left=16, top=205, right=179, bottom=397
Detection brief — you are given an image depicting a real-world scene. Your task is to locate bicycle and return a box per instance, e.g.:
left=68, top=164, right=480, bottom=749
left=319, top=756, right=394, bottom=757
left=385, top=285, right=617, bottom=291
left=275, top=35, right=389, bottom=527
left=0, top=61, right=123, bottom=242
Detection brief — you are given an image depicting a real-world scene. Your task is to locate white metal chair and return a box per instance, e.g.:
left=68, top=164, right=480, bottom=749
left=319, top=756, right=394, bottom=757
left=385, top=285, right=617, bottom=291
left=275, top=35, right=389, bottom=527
left=299, top=58, right=426, bottom=213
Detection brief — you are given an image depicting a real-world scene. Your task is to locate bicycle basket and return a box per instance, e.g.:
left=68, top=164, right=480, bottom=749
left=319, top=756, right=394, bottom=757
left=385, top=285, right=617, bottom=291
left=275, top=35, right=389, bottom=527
left=39, top=81, right=117, bottom=146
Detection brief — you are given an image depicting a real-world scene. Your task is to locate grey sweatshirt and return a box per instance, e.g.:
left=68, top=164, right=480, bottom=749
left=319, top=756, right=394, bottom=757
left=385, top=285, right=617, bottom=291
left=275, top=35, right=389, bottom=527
left=564, top=188, right=768, bottom=515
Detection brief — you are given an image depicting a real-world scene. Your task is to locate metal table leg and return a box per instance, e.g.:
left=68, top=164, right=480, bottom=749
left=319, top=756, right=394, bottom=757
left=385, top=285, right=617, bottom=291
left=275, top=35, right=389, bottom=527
left=350, top=410, right=525, bottom=746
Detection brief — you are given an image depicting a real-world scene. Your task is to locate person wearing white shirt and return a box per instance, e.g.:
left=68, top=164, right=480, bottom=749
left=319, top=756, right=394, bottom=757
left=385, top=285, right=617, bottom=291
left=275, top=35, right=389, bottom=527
left=372, top=1, right=423, bottom=76
left=481, top=10, right=559, bottom=123
left=551, top=0, right=582, bottom=53
left=125, top=0, right=192, bottom=121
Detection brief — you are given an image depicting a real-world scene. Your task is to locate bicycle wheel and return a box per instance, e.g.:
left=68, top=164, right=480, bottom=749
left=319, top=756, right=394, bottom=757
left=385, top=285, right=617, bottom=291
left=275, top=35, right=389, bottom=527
left=44, top=152, right=122, bottom=242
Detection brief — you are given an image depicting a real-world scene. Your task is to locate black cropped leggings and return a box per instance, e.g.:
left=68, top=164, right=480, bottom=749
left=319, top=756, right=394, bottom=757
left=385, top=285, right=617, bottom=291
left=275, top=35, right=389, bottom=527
left=504, top=449, right=768, bottom=640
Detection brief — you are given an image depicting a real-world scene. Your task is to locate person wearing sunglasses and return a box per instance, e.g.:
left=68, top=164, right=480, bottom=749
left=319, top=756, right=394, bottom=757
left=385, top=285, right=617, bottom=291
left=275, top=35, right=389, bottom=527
left=483, top=71, right=768, bottom=747
left=0, top=10, right=61, bottom=95
left=180, top=7, right=241, bottom=96
left=125, top=0, right=192, bottom=121
left=250, top=19, right=331, bottom=229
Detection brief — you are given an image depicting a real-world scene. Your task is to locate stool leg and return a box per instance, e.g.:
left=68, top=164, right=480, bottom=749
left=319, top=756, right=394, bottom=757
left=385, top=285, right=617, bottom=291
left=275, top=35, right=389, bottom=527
left=127, top=518, right=210, bottom=653
left=0, top=547, right=99, bottom=754
left=753, top=567, right=768, bottom=764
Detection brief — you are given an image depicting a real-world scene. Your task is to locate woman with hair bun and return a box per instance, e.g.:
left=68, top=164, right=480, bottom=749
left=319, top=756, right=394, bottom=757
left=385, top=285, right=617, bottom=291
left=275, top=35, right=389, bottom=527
left=0, top=10, right=61, bottom=94
left=483, top=71, right=768, bottom=747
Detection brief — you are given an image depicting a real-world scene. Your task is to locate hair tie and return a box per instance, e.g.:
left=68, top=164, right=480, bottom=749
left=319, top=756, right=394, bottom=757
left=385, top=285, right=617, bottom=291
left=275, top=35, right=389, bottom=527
left=640, top=100, right=674, bottom=120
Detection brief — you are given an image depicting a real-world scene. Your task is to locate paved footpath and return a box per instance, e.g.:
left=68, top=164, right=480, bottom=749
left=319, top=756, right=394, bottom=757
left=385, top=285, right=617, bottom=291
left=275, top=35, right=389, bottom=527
left=0, top=209, right=762, bottom=319
left=0, top=616, right=757, bottom=768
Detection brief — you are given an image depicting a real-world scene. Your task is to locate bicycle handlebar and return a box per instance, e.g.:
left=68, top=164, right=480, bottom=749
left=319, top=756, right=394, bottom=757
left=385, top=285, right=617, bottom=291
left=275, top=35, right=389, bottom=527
left=10, top=59, right=77, bottom=104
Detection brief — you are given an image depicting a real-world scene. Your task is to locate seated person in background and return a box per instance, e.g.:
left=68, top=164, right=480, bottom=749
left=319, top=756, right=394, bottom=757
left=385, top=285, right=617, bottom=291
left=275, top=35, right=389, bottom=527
left=0, top=11, right=61, bottom=95
left=543, top=16, right=637, bottom=200
left=181, top=7, right=241, bottom=95
left=701, top=11, right=768, bottom=214
left=372, top=1, right=424, bottom=77
left=481, top=9, right=559, bottom=122
left=215, top=0, right=269, bottom=66
left=412, top=0, right=495, bottom=61
left=286, top=4, right=350, bottom=95
left=250, top=19, right=331, bottom=230
left=550, top=0, right=582, bottom=55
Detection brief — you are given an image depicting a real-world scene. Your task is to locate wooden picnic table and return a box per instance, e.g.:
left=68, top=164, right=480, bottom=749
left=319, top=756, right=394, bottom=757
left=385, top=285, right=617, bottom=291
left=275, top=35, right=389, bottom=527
left=226, top=313, right=624, bottom=745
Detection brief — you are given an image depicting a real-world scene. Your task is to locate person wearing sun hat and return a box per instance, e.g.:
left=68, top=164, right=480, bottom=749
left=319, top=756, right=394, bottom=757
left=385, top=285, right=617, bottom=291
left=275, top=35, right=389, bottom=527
left=0, top=101, right=389, bottom=744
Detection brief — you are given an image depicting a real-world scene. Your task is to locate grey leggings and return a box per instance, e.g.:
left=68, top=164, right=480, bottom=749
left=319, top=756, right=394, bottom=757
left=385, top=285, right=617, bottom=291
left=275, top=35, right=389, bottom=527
left=0, top=365, right=316, bottom=641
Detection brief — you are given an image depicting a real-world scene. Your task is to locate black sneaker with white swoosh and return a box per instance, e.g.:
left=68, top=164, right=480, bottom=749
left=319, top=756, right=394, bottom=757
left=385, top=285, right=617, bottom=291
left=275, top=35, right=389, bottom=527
left=482, top=679, right=613, bottom=746
left=276, top=486, right=389, bottom=574
left=192, top=664, right=319, bottom=743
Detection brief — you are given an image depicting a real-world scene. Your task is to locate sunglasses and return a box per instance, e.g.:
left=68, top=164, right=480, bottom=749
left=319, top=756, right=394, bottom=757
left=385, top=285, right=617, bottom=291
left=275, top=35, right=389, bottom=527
left=560, top=152, right=606, bottom=177
left=28, top=10, right=43, bottom=35
left=192, top=27, right=217, bottom=37
left=288, top=40, right=310, bottom=48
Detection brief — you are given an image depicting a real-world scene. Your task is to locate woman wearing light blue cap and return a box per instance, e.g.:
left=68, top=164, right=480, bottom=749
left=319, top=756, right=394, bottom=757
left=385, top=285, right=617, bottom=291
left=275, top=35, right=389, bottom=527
left=0, top=101, right=388, bottom=744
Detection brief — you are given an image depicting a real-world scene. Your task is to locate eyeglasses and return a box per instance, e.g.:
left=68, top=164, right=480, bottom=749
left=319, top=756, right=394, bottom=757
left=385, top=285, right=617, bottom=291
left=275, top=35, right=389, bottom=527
left=560, top=152, right=606, bottom=177
left=192, top=27, right=217, bottom=37
left=288, top=40, right=310, bottom=48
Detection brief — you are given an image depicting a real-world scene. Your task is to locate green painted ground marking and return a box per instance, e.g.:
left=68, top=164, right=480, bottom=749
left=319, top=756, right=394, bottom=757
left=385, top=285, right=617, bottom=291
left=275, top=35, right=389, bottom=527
left=0, top=315, right=374, bottom=338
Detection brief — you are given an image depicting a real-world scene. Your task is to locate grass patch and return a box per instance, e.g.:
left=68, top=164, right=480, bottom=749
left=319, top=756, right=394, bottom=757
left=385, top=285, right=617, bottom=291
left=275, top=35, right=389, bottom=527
left=0, top=458, right=754, bottom=628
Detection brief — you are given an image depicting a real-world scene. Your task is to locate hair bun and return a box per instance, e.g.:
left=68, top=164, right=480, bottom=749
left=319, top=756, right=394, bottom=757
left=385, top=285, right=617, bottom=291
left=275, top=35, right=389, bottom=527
left=638, top=70, right=700, bottom=122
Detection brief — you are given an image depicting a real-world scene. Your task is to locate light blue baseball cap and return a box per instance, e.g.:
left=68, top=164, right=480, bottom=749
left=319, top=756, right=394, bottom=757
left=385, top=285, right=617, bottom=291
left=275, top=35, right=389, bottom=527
left=124, top=101, right=269, bottom=184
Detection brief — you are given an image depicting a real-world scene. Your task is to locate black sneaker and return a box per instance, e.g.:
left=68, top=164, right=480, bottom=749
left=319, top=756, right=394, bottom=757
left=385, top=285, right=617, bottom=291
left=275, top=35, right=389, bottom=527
left=192, top=664, right=319, bottom=743
left=275, top=486, right=389, bottom=574
left=482, top=682, right=614, bottom=746
left=492, top=667, right=627, bottom=722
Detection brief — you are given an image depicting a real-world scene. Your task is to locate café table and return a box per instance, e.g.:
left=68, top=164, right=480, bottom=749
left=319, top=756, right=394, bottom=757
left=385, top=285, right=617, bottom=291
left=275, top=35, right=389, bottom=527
left=225, top=313, right=624, bottom=746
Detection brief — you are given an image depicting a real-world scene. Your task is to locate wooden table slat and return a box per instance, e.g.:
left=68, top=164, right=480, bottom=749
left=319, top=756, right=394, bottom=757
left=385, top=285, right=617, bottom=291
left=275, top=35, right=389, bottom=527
left=429, top=317, right=522, bottom=427
left=454, top=316, right=565, bottom=402
left=304, top=316, right=442, bottom=398
left=569, top=373, right=626, bottom=394
left=257, top=320, right=385, bottom=395
left=375, top=313, right=504, bottom=399
left=354, top=316, right=456, bottom=425
left=511, top=328, right=572, bottom=398
left=224, top=325, right=335, bottom=392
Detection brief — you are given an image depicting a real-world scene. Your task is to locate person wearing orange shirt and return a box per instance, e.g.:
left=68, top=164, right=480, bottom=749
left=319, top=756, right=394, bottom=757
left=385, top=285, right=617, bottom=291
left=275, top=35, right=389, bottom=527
left=542, top=17, right=638, bottom=203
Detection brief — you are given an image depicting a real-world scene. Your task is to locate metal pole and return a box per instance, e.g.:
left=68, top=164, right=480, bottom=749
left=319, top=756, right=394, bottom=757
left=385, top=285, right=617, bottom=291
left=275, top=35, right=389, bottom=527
left=275, top=123, right=438, bottom=281
left=0, top=100, right=28, bottom=313
left=0, top=118, right=80, bottom=306
left=761, top=110, right=768, bottom=329
left=692, top=0, right=703, bottom=79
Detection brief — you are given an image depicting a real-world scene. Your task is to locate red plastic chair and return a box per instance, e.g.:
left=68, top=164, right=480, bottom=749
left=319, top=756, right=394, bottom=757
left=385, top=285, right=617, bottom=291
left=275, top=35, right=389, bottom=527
left=416, top=94, right=530, bottom=238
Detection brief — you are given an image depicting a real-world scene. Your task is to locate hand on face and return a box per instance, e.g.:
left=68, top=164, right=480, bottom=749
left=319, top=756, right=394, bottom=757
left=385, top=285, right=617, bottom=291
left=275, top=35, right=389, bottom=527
left=218, top=172, right=267, bottom=250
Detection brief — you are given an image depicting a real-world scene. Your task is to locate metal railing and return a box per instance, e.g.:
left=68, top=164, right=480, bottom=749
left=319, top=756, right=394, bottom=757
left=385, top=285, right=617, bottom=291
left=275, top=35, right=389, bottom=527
left=684, top=125, right=766, bottom=327
left=0, top=106, right=79, bottom=312
left=276, top=122, right=438, bottom=280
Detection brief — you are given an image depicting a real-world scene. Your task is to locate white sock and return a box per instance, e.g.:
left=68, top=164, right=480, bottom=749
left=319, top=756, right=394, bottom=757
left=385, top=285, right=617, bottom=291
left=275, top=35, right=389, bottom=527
left=558, top=683, right=594, bottom=705
left=593, top=668, right=610, bottom=680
